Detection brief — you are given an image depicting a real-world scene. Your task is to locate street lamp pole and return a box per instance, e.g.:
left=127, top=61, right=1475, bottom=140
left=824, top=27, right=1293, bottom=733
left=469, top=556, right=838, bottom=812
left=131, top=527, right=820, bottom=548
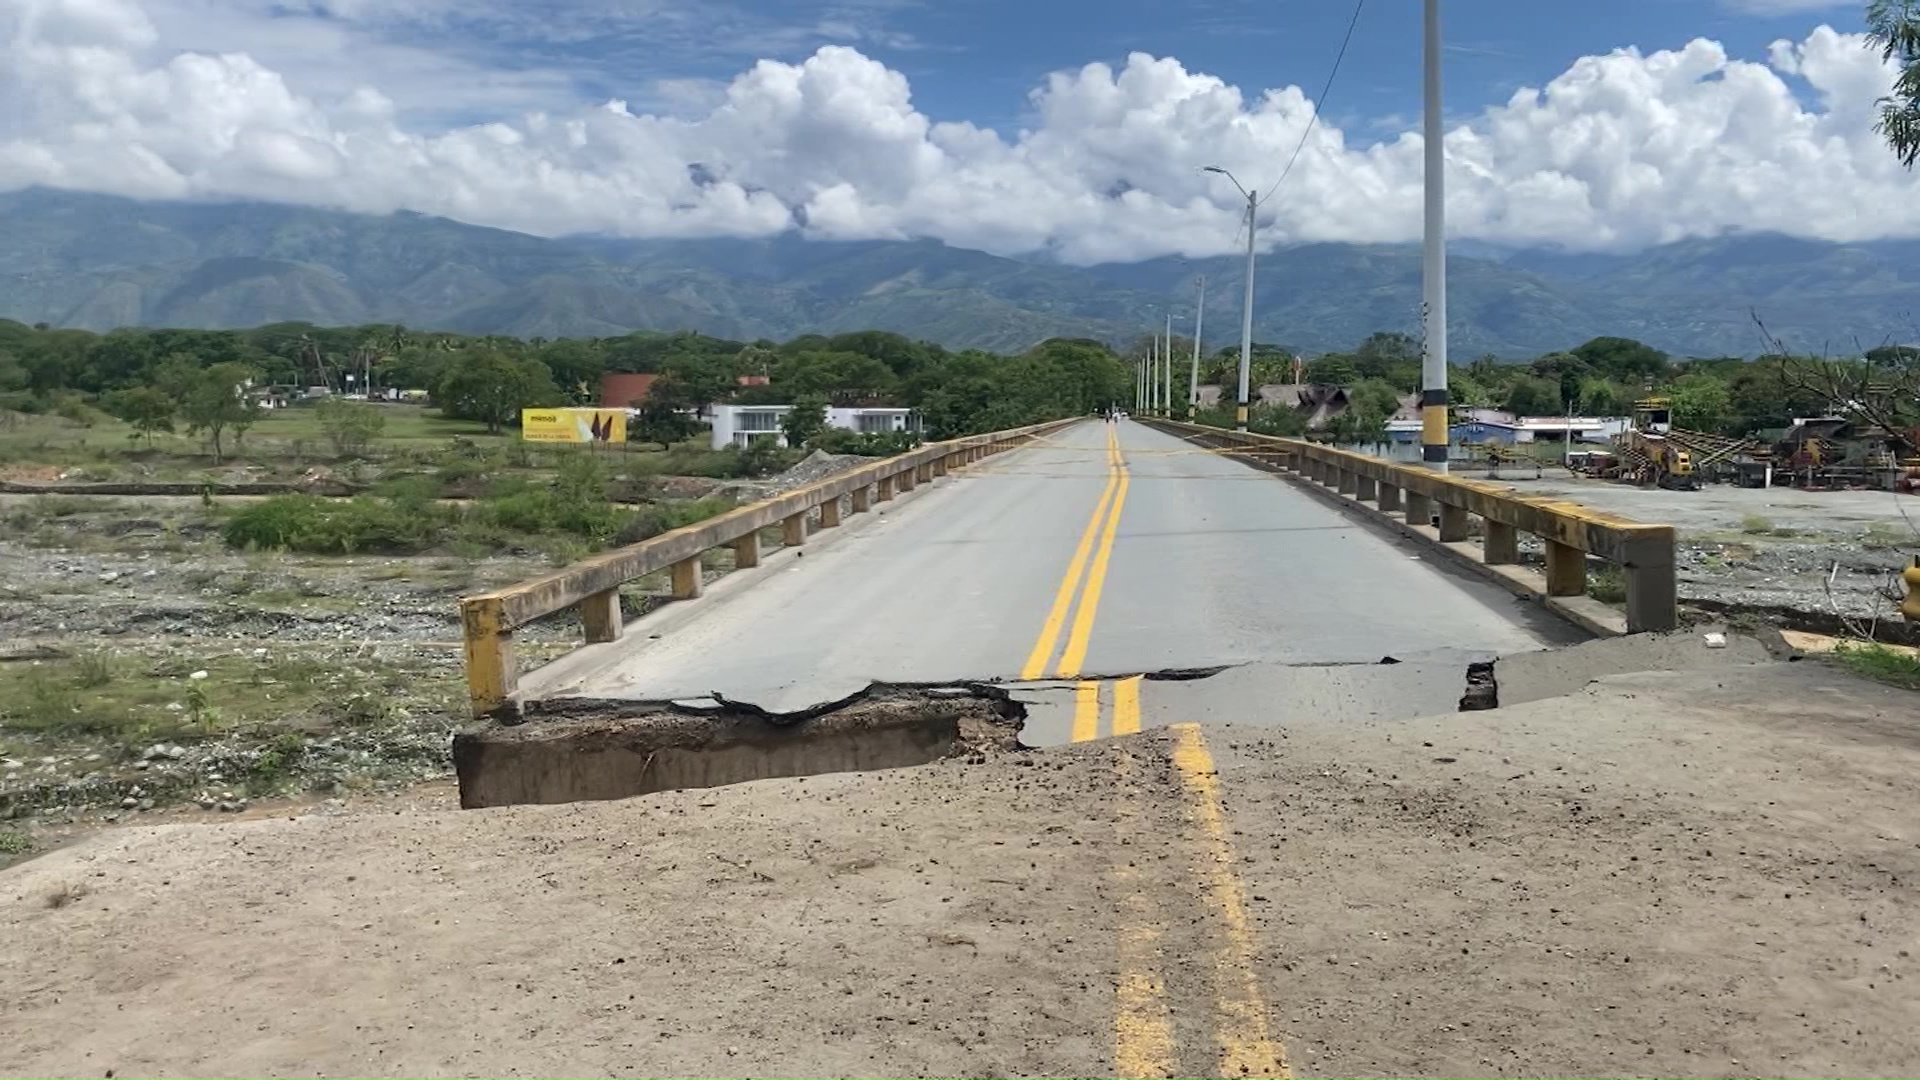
left=1189, top=275, right=1205, bottom=410
left=1204, top=165, right=1258, bottom=433
left=1163, top=312, right=1174, bottom=417
left=1420, top=0, right=1450, bottom=473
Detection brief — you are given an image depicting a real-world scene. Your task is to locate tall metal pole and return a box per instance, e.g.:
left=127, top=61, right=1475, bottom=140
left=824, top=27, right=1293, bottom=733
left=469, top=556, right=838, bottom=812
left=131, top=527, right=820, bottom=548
left=1163, top=312, right=1174, bottom=417
left=1420, top=0, right=1450, bottom=472
left=1149, top=329, right=1159, bottom=415
left=1237, top=190, right=1256, bottom=433
left=1190, top=276, right=1204, bottom=409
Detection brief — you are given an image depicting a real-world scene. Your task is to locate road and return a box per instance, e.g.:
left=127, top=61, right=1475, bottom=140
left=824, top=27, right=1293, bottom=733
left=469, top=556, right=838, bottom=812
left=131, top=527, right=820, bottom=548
left=534, top=419, right=1576, bottom=723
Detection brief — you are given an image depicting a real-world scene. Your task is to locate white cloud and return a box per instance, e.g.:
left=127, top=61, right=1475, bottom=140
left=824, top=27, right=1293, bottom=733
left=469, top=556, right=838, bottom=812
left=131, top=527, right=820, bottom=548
left=1, top=0, right=1916, bottom=261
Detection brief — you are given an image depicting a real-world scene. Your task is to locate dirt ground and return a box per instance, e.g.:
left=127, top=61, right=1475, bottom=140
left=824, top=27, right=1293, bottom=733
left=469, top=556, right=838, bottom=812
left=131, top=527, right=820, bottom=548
left=5, top=657, right=1917, bottom=1079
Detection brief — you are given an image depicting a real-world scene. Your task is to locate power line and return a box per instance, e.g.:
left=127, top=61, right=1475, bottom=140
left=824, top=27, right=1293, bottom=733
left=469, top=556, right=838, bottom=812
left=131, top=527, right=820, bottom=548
left=1262, top=0, right=1367, bottom=205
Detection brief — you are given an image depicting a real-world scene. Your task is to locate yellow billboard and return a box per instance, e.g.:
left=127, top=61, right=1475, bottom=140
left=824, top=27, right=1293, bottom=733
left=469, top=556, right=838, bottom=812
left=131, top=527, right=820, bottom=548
left=520, top=408, right=628, bottom=444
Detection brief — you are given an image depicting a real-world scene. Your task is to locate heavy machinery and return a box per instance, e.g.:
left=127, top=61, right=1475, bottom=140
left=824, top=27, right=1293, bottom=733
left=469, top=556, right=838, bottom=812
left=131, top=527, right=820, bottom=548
left=1612, top=399, right=1697, bottom=490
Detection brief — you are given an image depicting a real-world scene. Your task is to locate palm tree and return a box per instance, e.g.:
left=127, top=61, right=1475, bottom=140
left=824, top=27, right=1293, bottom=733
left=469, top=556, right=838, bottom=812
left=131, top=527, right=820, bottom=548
left=1869, top=0, right=1920, bottom=166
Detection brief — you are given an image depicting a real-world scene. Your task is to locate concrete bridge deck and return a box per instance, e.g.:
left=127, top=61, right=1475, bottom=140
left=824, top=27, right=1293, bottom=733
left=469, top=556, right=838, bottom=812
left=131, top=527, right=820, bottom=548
left=527, top=419, right=1578, bottom=727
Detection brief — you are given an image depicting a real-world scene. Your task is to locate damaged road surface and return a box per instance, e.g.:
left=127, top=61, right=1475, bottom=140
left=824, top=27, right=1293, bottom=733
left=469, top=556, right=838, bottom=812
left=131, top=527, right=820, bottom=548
left=516, top=421, right=1579, bottom=715
left=11, top=641, right=1920, bottom=1078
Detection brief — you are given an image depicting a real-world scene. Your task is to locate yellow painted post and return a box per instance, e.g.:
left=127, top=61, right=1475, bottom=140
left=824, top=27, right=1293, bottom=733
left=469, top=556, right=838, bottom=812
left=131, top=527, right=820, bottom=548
left=851, top=485, right=872, bottom=513
left=733, top=532, right=761, bottom=569
left=1483, top=519, right=1520, bottom=564
left=819, top=497, right=843, bottom=528
left=782, top=511, right=808, bottom=546
left=670, top=555, right=703, bottom=600
left=1437, top=502, right=1470, bottom=542
left=877, top=475, right=895, bottom=502
left=460, top=596, right=516, bottom=718
left=1379, top=482, right=1403, bottom=513
left=580, top=588, right=623, bottom=643
left=1545, top=540, right=1587, bottom=597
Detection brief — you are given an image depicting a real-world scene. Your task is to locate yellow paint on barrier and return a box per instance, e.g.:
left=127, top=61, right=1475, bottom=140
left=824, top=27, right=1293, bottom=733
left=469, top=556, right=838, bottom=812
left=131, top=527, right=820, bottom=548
left=1421, top=403, right=1447, bottom=446
left=519, top=408, right=628, bottom=444
left=1169, top=723, right=1291, bottom=1079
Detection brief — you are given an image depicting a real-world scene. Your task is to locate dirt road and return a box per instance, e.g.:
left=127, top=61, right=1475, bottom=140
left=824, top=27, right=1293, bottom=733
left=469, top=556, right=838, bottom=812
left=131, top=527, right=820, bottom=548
left=5, top=659, right=1919, bottom=1078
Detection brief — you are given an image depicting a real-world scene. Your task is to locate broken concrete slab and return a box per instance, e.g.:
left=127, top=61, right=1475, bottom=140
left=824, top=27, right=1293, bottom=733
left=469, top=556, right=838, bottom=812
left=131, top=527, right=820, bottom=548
left=1493, top=627, right=1772, bottom=709
left=453, top=689, right=1023, bottom=808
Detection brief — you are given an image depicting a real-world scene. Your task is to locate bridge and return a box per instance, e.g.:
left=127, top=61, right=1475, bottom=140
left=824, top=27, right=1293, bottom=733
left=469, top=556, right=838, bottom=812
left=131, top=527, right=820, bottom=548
left=10, top=418, right=1918, bottom=1080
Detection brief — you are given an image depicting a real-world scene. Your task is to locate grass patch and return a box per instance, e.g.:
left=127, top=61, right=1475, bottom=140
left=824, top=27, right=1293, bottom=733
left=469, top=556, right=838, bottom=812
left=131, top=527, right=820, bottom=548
left=0, top=829, right=30, bottom=856
left=1833, top=642, right=1920, bottom=690
left=0, top=649, right=457, bottom=742
left=1586, top=565, right=1628, bottom=606
left=1863, top=521, right=1914, bottom=549
left=1740, top=514, right=1775, bottom=535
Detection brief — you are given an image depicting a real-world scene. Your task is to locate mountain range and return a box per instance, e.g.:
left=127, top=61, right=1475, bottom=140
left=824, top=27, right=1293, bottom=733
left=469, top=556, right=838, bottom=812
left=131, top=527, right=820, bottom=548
left=3, top=187, right=1916, bottom=358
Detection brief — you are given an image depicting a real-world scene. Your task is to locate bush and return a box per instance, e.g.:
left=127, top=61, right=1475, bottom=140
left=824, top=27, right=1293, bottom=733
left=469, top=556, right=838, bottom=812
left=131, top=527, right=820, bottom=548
left=223, top=495, right=446, bottom=553
left=316, top=398, right=387, bottom=457
left=808, top=428, right=921, bottom=456
left=611, top=497, right=736, bottom=547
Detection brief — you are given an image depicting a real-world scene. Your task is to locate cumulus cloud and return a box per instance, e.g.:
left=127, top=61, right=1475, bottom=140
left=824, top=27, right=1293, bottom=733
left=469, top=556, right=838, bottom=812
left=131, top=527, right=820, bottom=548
left=0, top=0, right=1914, bottom=261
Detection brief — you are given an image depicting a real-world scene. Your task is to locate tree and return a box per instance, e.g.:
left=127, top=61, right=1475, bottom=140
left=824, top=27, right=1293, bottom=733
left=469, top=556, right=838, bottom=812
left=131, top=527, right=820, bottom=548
left=631, top=398, right=699, bottom=450
left=1869, top=0, right=1920, bottom=166
left=178, top=362, right=261, bottom=463
left=1570, top=336, right=1669, bottom=382
left=1667, top=373, right=1733, bottom=433
left=1503, top=378, right=1561, bottom=418
left=1304, top=355, right=1359, bottom=386
left=435, top=349, right=556, bottom=433
left=104, top=386, right=176, bottom=448
left=783, top=393, right=829, bottom=446
left=316, top=397, right=387, bottom=457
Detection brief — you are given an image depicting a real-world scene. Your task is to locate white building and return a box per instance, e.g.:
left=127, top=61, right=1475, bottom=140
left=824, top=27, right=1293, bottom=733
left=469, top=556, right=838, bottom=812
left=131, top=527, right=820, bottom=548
left=707, top=405, right=921, bottom=449
left=1514, top=417, right=1630, bottom=444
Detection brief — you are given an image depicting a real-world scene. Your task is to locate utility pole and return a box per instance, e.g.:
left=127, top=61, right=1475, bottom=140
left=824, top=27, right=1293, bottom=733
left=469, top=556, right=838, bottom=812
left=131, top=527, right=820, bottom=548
left=1163, top=312, right=1174, bottom=417
left=1189, top=275, right=1204, bottom=410
left=1420, top=0, right=1450, bottom=473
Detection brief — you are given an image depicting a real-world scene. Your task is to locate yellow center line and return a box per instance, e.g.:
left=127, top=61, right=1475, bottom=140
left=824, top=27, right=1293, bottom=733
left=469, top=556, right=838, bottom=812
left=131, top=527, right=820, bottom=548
left=1111, top=675, right=1143, bottom=736
left=1019, top=425, right=1121, bottom=680
left=1054, top=432, right=1129, bottom=679
left=1071, top=680, right=1101, bottom=743
left=1169, top=723, right=1290, bottom=1079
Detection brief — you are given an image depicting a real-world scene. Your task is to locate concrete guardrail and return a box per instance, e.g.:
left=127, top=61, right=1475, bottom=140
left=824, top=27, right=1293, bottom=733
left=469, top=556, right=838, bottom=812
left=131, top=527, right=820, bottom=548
left=1145, top=419, right=1678, bottom=637
left=458, top=418, right=1079, bottom=717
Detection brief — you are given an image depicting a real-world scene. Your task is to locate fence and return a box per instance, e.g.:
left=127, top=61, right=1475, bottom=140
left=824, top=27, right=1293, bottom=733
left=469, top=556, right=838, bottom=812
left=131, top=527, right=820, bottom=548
left=1148, top=420, right=1677, bottom=636
left=458, top=418, right=1078, bottom=717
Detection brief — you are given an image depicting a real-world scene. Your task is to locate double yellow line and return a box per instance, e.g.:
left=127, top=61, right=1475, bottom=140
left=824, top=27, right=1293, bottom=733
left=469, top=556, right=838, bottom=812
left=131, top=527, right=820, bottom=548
left=1021, top=423, right=1130, bottom=683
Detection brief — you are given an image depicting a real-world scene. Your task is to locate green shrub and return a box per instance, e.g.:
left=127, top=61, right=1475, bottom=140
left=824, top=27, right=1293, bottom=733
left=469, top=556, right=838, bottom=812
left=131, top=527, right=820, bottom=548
left=808, top=428, right=921, bottom=456
left=223, top=495, right=446, bottom=553
left=612, top=496, right=736, bottom=547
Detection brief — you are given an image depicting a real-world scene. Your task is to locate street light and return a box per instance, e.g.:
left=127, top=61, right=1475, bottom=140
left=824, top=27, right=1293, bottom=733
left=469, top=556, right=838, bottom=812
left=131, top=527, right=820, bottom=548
left=1189, top=275, right=1204, bottom=411
left=1204, top=165, right=1257, bottom=433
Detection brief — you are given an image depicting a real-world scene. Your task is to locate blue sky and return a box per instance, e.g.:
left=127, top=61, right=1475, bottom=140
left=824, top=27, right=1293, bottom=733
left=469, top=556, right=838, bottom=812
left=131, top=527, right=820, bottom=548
left=539, top=0, right=1867, bottom=135
left=11, top=0, right=1910, bottom=257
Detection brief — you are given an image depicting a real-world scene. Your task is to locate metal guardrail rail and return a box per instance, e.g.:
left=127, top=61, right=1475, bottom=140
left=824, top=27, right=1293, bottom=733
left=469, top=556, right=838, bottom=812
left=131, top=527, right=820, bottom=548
left=1148, top=420, right=1679, bottom=635
left=458, top=418, right=1078, bottom=717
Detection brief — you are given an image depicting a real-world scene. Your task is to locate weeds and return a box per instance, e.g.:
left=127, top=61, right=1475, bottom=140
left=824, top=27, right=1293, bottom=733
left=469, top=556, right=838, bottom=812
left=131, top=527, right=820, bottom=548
left=72, top=650, right=115, bottom=688
left=1587, top=565, right=1628, bottom=605
left=0, top=829, right=30, bottom=856
left=1740, top=514, right=1775, bottom=535
left=1833, top=642, right=1920, bottom=690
